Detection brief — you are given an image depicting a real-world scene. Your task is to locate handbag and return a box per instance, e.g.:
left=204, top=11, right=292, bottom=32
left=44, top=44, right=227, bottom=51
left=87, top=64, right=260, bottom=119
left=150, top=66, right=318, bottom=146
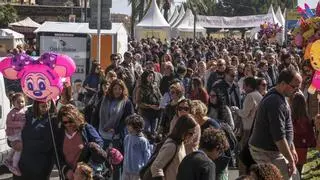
left=140, top=139, right=178, bottom=180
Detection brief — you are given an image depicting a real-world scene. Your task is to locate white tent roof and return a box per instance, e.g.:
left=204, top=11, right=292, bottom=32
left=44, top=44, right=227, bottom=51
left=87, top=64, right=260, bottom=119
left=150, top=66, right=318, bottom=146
left=176, top=9, right=206, bottom=32
left=283, top=8, right=287, bottom=18
left=268, top=4, right=281, bottom=25
left=136, top=0, right=170, bottom=28
left=167, top=1, right=176, bottom=20
left=276, top=7, right=285, bottom=26
left=171, top=6, right=185, bottom=28
left=0, top=29, right=24, bottom=39
left=34, top=21, right=125, bottom=34
left=168, top=6, right=179, bottom=25
left=9, top=17, right=40, bottom=28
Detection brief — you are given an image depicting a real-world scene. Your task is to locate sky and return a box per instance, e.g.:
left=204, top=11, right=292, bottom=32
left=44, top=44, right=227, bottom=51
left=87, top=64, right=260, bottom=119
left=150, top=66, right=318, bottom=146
left=111, top=0, right=186, bottom=15
left=111, top=0, right=318, bottom=16
left=298, top=0, right=318, bottom=8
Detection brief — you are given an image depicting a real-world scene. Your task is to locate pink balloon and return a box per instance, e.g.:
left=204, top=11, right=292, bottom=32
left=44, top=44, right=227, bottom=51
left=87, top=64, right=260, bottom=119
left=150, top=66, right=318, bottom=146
left=312, top=71, right=320, bottom=88
left=0, top=52, right=76, bottom=102
left=295, top=34, right=303, bottom=47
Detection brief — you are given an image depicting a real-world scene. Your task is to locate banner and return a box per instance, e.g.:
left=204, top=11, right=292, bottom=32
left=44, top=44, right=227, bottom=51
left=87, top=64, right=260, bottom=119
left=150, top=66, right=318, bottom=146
left=142, top=30, right=168, bottom=42
left=285, top=9, right=299, bottom=29
left=197, top=13, right=274, bottom=28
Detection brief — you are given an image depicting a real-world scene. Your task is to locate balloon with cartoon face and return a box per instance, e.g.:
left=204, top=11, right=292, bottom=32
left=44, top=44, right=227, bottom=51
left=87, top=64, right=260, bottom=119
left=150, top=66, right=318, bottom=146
left=308, top=71, right=320, bottom=94
left=0, top=52, right=76, bottom=102
left=310, top=40, right=320, bottom=70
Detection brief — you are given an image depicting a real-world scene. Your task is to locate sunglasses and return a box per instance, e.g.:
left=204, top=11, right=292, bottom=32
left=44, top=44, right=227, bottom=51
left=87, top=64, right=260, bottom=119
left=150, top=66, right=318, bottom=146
left=210, top=94, right=217, bottom=97
left=62, top=120, right=75, bottom=125
left=177, top=106, right=190, bottom=112
left=260, top=83, right=267, bottom=87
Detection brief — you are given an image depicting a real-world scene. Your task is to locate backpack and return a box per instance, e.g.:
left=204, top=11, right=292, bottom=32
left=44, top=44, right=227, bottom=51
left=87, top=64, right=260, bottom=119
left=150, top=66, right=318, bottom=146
left=139, top=139, right=178, bottom=180
left=220, top=122, right=238, bottom=152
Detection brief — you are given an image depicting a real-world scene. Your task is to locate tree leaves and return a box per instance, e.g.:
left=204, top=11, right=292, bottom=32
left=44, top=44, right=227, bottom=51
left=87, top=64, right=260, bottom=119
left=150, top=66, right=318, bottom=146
left=0, top=4, right=18, bottom=28
left=188, top=0, right=297, bottom=16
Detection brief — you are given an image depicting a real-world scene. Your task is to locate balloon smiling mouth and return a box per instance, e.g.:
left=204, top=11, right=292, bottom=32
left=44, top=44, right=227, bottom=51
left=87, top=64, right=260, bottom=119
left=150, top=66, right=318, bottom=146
left=28, top=91, right=53, bottom=101
left=33, top=90, right=43, bottom=97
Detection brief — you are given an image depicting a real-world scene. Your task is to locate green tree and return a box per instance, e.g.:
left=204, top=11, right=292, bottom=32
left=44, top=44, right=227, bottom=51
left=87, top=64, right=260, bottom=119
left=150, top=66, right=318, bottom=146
left=0, top=4, right=18, bottom=28
left=191, top=0, right=298, bottom=16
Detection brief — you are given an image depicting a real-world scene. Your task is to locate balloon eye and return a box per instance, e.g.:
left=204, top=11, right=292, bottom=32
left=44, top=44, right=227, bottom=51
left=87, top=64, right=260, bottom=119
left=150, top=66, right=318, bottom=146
left=38, top=81, right=46, bottom=91
left=27, top=82, right=33, bottom=90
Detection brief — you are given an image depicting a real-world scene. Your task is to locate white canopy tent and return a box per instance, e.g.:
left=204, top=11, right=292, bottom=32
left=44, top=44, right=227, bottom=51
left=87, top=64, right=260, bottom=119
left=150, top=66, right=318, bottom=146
left=135, top=0, right=171, bottom=41
left=276, top=7, right=286, bottom=45
left=171, top=6, right=185, bottom=28
left=172, top=9, right=206, bottom=38
left=268, top=5, right=285, bottom=44
left=0, top=29, right=24, bottom=56
left=9, top=17, right=40, bottom=28
left=267, top=4, right=282, bottom=25
left=167, top=1, right=176, bottom=21
left=276, top=6, right=285, bottom=26
left=168, top=6, right=179, bottom=25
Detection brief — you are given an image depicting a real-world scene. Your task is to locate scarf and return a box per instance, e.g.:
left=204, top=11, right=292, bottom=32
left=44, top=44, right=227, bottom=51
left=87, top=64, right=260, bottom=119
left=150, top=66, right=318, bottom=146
left=99, top=96, right=126, bottom=140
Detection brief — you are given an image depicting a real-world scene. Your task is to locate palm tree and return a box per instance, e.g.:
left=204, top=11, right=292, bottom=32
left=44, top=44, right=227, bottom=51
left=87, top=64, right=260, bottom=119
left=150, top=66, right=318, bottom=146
left=128, top=0, right=139, bottom=39
left=128, top=0, right=172, bottom=39
left=185, top=0, right=208, bottom=38
left=162, top=0, right=171, bottom=22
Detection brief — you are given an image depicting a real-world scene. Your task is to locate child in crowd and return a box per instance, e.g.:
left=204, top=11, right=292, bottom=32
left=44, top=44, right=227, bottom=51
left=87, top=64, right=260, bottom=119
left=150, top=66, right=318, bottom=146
left=74, top=162, right=94, bottom=180
left=4, top=93, right=27, bottom=176
left=123, top=114, right=151, bottom=180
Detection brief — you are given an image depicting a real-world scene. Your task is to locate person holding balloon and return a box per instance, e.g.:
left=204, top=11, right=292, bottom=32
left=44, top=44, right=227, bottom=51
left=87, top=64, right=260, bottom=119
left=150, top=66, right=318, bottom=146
left=12, top=100, right=59, bottom=180
left=0, top=52, right=77, bottom=179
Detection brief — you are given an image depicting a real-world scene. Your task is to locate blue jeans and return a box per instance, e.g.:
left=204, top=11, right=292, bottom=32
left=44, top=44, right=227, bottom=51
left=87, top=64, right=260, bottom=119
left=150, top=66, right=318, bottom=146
left=144, top=117, right=159, bottom=134
left=142, top=110, right=160, bottom=134
left=103, top=138, right=123, bottom=180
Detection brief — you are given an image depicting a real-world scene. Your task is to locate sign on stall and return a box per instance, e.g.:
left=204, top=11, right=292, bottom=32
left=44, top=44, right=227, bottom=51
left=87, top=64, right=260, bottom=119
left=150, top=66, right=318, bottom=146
left=39, top=33, right=89, bottom=82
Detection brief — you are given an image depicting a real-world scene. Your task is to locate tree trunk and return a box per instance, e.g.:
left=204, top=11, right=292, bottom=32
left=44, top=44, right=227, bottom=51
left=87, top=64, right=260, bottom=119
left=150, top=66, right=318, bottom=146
left=194, top=13, right=196, bottom=40
left=131, top=1, right=137, bottom=40
left=163, top=8, right=168, bottom=21
left=163, top=0, right=170, bottom=22
left=138, top=0, right=145, bottom=21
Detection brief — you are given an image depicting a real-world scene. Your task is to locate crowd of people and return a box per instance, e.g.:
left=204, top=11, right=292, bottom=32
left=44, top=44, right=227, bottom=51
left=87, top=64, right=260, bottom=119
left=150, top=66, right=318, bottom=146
left=3, top=36, right=320, bottom=180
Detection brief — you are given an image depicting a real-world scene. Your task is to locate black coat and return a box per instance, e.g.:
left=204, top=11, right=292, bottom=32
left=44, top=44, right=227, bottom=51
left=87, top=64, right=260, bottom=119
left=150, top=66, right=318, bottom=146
left=212, top=79, right=242, bottom=109
left=18, top=109, right=59, bottom=180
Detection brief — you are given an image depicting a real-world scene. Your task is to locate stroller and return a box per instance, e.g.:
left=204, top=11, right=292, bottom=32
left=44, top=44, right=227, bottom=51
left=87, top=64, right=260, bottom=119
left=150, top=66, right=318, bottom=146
left=87, top=142, right=123, bottom=180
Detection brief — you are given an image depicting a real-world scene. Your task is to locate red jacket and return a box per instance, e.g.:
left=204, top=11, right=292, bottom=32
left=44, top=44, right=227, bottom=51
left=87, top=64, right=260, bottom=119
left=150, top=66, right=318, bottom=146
left=293, top=116, right=316, bottom=148
left=190, top=88, right=209, bottom=105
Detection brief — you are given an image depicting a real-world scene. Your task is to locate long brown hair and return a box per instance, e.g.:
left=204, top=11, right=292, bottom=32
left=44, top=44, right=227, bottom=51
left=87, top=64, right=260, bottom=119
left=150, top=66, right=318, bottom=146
left=60, top=82, right=73, bottom=103
left=33, top=100, right=56, bottom=118
left=58, top=104, right=86, bottom=130
left=291, top=92, right=309, bottom=122
left=169, top=114, right=197, bottom=144
left=106, top=79, right=129, bottom=100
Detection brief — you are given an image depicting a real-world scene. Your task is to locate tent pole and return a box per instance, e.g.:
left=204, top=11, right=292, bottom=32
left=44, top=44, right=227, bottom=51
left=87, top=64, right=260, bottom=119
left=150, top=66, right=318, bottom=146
left=97, top=0, right=101, bottom=63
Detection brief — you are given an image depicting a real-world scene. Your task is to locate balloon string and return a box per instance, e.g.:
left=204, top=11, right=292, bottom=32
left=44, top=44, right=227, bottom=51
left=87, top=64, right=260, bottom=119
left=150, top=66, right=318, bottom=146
left=48, top=110, right=64, bottom=180
left=316, top=91, right=320, bottom=116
